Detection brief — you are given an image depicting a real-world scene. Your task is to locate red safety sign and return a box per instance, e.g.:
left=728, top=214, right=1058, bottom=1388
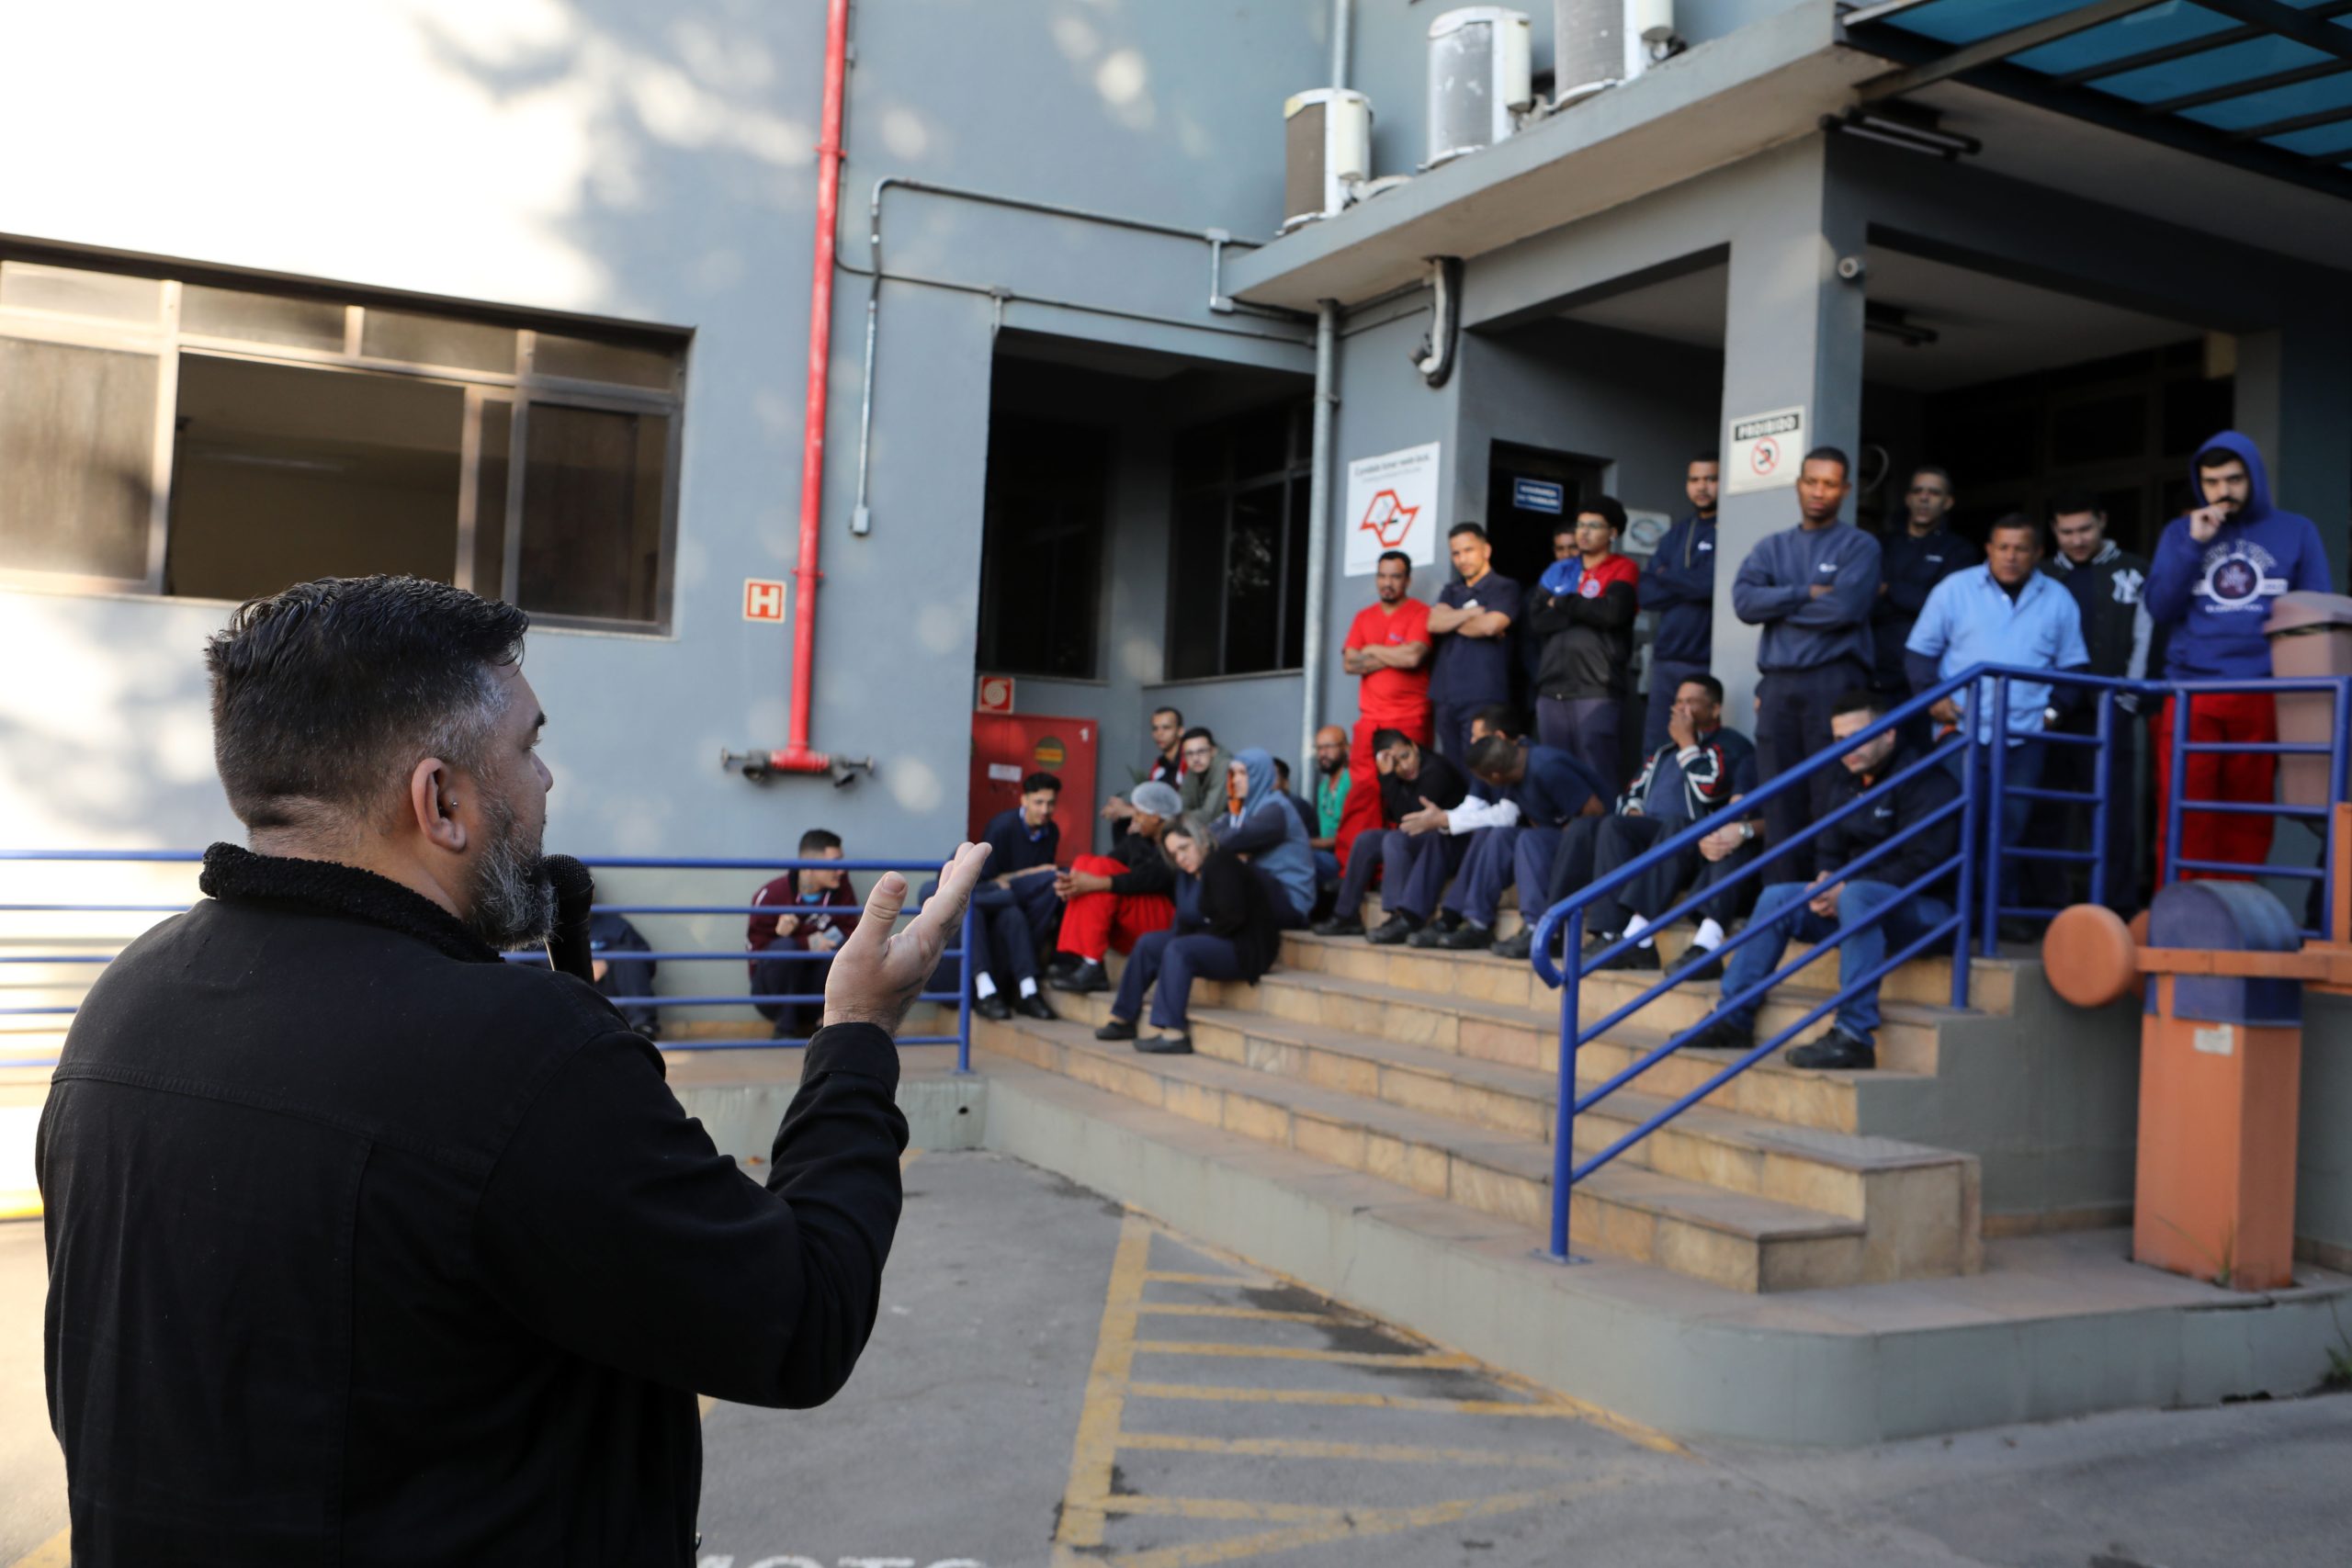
left=977, top=674, right=1015, bottom=714
left=743, top=579, right=787, bottom=622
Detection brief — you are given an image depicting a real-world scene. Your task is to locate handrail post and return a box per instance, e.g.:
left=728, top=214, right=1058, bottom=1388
left=1549, top=907, right=1585, bottom=1262
left=2329, top=677, right=2351, bottom=945
left=2164, top=688, right=2188, bottom=895
left=1984, top=676, right=2007, bottom=952
left=1955, top=723, right=1983, bottom=974
left=2089, top=688, right=2112, bottom=912
left=956, top=897, right=976, bottom=1074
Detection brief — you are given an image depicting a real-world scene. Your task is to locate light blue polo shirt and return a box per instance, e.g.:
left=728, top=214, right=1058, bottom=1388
left=1905, top=566, right=2089, bottom=745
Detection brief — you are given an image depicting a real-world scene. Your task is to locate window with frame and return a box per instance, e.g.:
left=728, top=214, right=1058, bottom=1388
left=976, top=414, right=1111, bottom=680
left=1166, top=399, right=1312, bottom=680
left=0, top=254, right=689, bottom=631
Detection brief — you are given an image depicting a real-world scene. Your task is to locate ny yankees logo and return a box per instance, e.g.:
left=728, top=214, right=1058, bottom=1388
left=2110, top=567, right=2143, bottom=606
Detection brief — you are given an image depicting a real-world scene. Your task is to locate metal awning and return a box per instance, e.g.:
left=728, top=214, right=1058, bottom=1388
left=1843, top=0, right=2352, bottom=199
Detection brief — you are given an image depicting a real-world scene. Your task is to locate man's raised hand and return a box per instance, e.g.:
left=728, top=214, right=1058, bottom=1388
left=821, top=841, right=992, bottom=1034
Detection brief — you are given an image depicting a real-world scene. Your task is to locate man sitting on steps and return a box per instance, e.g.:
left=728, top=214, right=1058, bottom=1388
left=1682, top=689, right=1962, bottom=1071
left=1049, top=780, right=1181, bottom=995
left=1409, top=734, right=1609, bottom=952
left=1310, top=728, right=1473, bottom=945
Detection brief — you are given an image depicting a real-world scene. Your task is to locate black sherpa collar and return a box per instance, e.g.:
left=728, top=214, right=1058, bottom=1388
left=199, top=842, right=502, bottom=964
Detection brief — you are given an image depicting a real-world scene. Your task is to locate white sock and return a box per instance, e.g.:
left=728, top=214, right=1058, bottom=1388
left=1693, top=918, right=1726, bottom=953
left=974, top=974, right=998, bottom=999
left=1624, top=912, right=1654, bottom=949
left=1019, top=976, right=1039, bottom=998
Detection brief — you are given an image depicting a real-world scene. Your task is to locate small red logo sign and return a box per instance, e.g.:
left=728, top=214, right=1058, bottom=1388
left=1357, top=489, right=1420, bottom=548
left=743, top=579, right=786, bottom=622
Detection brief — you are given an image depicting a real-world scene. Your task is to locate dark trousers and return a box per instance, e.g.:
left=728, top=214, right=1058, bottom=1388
left=2026, top=713, right=2140, bottom=916
left=1111, top=927, right=1249, bottom=1032
left=1582, top=814, right=1759, bottom=935
left=1433, top=701, right=1493, bottom=767
left=1541, top=815, right=1609, bottom=911
left=1537, top=695, right=1621, bottom=796
left=1360, top=829, right=1467, bottom=921
left=751, top=939, right=821, bottom=1041
left=1755, top=660, right=1869, bottom=881
left=966, top=883, right=1041, bottom=990
left=1442, top=826, right=1525, bottom=926
left=1643, top=661, right=1710, bottom=756
left=1947, top=736, right=2044, bottom=919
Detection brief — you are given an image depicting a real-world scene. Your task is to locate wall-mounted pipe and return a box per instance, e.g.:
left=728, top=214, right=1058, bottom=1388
left=1298, top=0, right=1351, bottom=775
left=1413, top=256, right=1464, bottom=387
left=764, top=0, right=855, bottom=777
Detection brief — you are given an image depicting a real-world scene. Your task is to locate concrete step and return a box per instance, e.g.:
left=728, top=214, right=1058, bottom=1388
left=975, top=1014, right=1921, bottom=1292
left=1573, top=1028, right=1938, bottom=1135
left=1182, top=1001, right=1980, bottom=1249
left=1341, top=900, right=2018, bottom=1014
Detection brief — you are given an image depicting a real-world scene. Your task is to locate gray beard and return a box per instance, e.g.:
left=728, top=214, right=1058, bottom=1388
left=465, top=790, right=554, bottom=950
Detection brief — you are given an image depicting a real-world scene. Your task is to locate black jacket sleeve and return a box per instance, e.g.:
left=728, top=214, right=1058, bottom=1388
left=1560, top=579, right=1638, bottom=631
left=1216, top=811, right=1287, bottom=857
left=1108, top=835, right=1172, bottom=897
left=1197, top=857, right=1250, bottom=940
left=1879, top=770, right=1964, bottom=892
left=472, top=1022, right=907, bottom=1410
left=1523, top=588, right=1576, bottom=638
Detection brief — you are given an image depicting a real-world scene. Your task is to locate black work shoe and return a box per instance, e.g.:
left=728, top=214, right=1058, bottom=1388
left=975, top=993, right=1012, bottom=1021
left=1670, top=943, right=1727, bottom=982
left=1136, top=1033, right=1193, bottom=1055
left=1787, top=1026, right=1875, bottom=1071
left=1491, top=930, right=1535, bottom=961
left=1046, top=952, right=1080, bottom=979
left=1014, top=991, right=1057, bottom=1021
left=1429, top=920, right=1493, bottom=952
left=1366, top=913, right=1420, bottom=946
left=1051, top=958, right=1110, bottom=993
left=1684, top=1016, right=1754, bottom=1052
left=1601, top=942, right=1660, bottom=973
left=1312, top=915, right=1365, bottom=937
left=1094, top=1016, right=1138, bottom=1042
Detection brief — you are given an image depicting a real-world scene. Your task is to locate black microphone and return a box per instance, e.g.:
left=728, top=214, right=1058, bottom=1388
left=545, top=854, right=597, bottom=984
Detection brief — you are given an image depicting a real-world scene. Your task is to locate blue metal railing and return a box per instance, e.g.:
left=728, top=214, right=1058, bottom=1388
left=1526, top=663, right=2352, bottom=1264
left=0, top=852, right=977, bottom=1073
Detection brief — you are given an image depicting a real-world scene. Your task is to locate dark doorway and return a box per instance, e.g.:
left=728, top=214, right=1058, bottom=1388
left=1484, top=441, right=1608, bottom=591
left=976, top=413, right=1111, bottom=680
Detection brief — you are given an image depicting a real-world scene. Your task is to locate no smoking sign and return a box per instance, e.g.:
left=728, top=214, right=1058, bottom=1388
left=1724, top=405, right=1805, bottom=496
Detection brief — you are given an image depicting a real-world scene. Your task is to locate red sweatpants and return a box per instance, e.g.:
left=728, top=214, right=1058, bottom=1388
left=1057, top=854, right=1174, bottom=961
left=1336, top=711, right=1432, bottom=872
left=2152, top=690, right=2278, bottom=886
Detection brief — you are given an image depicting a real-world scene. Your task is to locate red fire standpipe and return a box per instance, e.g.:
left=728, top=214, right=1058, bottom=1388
left=763, top=0, right=854, bottom=776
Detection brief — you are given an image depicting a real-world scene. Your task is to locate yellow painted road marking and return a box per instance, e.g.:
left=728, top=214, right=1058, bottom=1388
left=1131, top=1340, right=1475, bottom=1369
left=1125, top=1382, right=1599, bottom=1417
left=4, top=1529, right=69, bottom=1568
left=1116, top=1431, right=1581, bottom=1470
left=1142, top=1269, right=1266, bottom=1286
left=1051, top=1211, right=1153, bottom=1559
left=1098, top=1475, right=1634, bottom=1568
left=1132, top=1302, right=1346, bottom=1325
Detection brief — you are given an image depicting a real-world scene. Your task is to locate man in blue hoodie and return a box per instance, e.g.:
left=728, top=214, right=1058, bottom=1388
left=2144, top=432, right=2335, bottom=885
left=1731, top=447, right=1883, bottom=880
left=1211, top=747, right=1317, bottom=929
left=1639, top=455, right=1721, bottom=754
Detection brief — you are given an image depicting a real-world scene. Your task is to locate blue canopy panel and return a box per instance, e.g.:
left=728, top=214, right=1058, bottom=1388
left=1846, top=0, right=2352, bottom=193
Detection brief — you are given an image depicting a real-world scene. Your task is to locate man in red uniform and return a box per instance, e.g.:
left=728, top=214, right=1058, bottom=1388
left=1336, top=549, right=1433, bottom=868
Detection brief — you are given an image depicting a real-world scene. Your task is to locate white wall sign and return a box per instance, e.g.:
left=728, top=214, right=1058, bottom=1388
left=1724, top=405, right=1805, bottom=496
left=1342, top=442, right=1442, bottom=576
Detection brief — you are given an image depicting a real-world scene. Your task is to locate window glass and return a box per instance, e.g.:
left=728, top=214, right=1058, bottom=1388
left=518, top=403, right=670, bottom=624
left=1222, top=483, right=1283, bottom=674
left=1164, top=398, right=1311, bottom=678
left=474, top=396, right=513, bottom=597
left=181, top=285, right=345, bottom=352
left=165, top=355, right=464, bottom=601
left=0, top=338, right=156, bottom=579
left=360, top=309, right=516, bottom=373
left=976, top=415, right=1108, bottom=678
left=534, top=333, right=678, bottom=389
left=0, top=263, right=162, bottom=325
left=1166, top=491, right=1225, bottom=682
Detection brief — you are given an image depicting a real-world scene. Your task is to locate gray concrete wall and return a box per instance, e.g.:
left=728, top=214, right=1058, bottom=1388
left=2298, top=992, right=2352, bottom=1272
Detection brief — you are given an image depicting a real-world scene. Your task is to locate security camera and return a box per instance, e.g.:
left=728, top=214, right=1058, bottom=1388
left=1836, top=255, right=1867, bottom=284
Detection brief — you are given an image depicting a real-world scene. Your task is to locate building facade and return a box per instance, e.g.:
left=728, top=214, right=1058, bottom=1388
left=3, top=0, right=2347, bottom=871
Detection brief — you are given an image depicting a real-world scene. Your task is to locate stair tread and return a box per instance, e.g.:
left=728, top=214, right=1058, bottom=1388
left=1256, top=959, right=1975, bottom=1031
left=1190, top=1004, right=1965, bottom=1173
left=984, top=1017, right=1863, bottom=1243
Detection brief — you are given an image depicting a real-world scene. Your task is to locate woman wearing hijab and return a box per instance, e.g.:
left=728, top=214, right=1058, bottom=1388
left=1093, top=817, right=1281, bottom=1055
left=1209, top=746, right=1317, bottom=927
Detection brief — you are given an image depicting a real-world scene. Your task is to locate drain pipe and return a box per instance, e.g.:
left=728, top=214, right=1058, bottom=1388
left=762, top=0, right=854, bottom=778
left=1298, top=0, right=1351, bottom=776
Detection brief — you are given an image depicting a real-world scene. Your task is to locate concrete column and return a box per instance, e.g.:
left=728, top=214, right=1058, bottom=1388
left=1709, top=140, right=1866, bottom=726
left=2234, top=324, right=2352, bottom=592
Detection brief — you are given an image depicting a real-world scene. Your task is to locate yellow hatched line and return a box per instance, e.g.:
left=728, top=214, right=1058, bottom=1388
left=1117, top=1431, right=1580, bottom=1470
left=4, top=1529, right=69, bottom=1568
left=1133, top=1303, right=1343, bottom=1325
left=1050, top=1212, right=1155, bottom=1562
left=1098, top=1475, right=1635, bottom=1568
left=1132, top=1340, right=1475, bottom=1369
left=1142, top=1269, right=1268, bottom=1286
left=1125, top=1382, right=1601, bottom=1418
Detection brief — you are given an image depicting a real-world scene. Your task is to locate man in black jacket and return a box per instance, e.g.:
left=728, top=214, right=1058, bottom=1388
left=1308, top=728, right=1475, bottom=944
left=1685, top=689, right=1962, bottom=1071
left=37, top=575, right=989, bottom=1567
left=2037, top=494, right=2154, bottom=914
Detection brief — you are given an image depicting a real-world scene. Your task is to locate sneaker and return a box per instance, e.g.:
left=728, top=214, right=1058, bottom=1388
left=1311, top=914, right=1365, bottom=937
left=975, top=993, right=1012, bottom=1022
left=1429, top=920, right=1493, bottom=952
left=1366, top=913, right=1420, bottom=946
left=1786, top=1026, right=1876, bottom=1071
left=1014, top=991, right=1057, bottom=1021
left=1682, top=1016, right=1754, bottom=1052
left=1051, top=958, right=1110, bottom=994
left=1136, top=1033, right=1193, bottom=1055
left=1491, top=929, right=1535, bottom=961
left=1094, top=1016, right=1138, bottom=1042
left=1600, top=942, right=1660, bottom=973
